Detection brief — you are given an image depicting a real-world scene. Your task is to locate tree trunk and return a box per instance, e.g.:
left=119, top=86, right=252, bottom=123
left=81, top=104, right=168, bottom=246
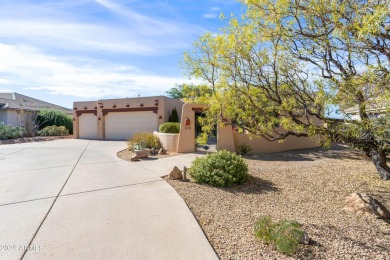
left=371, top=150, right=390, bottom=180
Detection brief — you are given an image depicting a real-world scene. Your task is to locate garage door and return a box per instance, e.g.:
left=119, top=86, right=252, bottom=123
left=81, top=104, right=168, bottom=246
left=79, top=113, right=98, bottom=139
left=105, top=111, right=158, bottom=140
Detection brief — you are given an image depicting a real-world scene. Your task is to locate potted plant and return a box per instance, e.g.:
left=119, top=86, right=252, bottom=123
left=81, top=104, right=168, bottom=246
left=133, top=140, right=150, bottom=158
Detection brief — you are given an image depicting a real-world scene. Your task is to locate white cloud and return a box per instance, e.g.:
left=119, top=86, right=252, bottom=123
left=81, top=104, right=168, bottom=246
left=0, top=43, right=194, bottom=98
left=202, top=6, right=221, bottom=19
left=0, top=0, right=201, bottom=55
left=202, top=13, right=218, bottom=19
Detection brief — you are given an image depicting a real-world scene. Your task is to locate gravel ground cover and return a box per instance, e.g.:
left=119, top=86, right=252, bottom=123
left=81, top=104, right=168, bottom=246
left=165, top=145, right=390, bottom=259
left=117, top=149, right=178, bottom=161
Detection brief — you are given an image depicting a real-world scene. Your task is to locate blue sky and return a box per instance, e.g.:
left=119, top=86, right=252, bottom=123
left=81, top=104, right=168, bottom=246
left=0, top=0, right=243, bottom=108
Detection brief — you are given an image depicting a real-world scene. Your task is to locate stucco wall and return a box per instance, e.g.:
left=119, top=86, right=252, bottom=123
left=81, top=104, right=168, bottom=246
left=217, top=123, right=235, bottom=152
left=234, top=134, right=321, bottom=154
left=177, top=103, right=206, bottom=153
left=162, top=97, right=184, bottom=124
left=154, top=131, right=179, bottom=152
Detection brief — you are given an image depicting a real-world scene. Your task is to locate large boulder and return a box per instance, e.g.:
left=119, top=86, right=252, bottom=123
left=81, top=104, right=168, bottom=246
left=169, top=166, right=183, bottom=180
left=344, top=192, right=390, bottom=219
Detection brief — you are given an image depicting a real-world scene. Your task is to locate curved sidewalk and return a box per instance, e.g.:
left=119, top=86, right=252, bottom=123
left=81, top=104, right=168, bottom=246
left=0, top=139, right=217, bottom=260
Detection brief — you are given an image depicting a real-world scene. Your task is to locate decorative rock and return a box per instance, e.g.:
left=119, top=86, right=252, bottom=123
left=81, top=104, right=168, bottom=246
left=130, top=155, right=140, bottom=161
left=150, top=147, right=156, bottom=155
left=159, top=148, right=167, bottom=155
left=344, top=192, right=390, bottom=219
left=299, top=231, right=310, bottom=245
left=169, top=166, right=183, bottom=180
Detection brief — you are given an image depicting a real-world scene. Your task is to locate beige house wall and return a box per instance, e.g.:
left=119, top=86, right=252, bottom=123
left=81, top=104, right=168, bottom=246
left=73, top=96, right=184, bottom=140
left=162, top=98, right=184, bottom=124
left=217, top=123, right=235, bottom=152
left=234, top=134, right=321, bottom=154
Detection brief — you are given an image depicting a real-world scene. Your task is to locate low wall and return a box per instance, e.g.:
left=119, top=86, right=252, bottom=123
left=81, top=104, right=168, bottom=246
left=234, top=134, right=321, bottom=154
left=154, top=131, right=179, bottom=152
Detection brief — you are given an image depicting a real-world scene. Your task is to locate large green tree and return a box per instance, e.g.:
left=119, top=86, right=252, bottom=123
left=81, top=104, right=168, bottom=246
left=183, top=0, right=390, bottom=179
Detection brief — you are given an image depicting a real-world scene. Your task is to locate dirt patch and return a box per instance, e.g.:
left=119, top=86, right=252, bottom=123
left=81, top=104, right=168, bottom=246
left=165, top=145, right=390, bottom=259
left=0, top=135, right=73, bottom=145
left=117, top=149, right=179, bottom=161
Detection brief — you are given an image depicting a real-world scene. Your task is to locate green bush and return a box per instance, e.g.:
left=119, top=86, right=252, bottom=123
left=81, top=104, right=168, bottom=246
left=159, top=122, right=180, bottom=133
left=238, top=143, right=253, bottom=155
left=253, top=216, right=275, bottom=244
left=189, top=150, right=249, bottom=187
left=0, top=122, right=24, bottom=140
left=37, top=125, right=69, bottom=136
left=168, top=108, right=180, bottom=122
left=128, top=132, right=161, bottom=151
left=37, top=109, right=73, bottom=134
left=254, top=216, right=305, bottom=255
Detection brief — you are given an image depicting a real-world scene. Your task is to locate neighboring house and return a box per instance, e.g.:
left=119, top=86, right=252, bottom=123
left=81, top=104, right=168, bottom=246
left=0, top=92, right=72, bottom=127
left=344, top=104, right=389, bottom=120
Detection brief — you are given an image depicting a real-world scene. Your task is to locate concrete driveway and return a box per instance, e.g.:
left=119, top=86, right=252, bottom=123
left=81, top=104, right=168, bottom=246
left=0, top=139, right=217, bottom=260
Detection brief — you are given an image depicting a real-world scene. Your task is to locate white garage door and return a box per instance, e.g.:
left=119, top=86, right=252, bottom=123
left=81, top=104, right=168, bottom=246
left=105, top=111, right=158, bottom=140
left=79, top=113, right=98, bottom=139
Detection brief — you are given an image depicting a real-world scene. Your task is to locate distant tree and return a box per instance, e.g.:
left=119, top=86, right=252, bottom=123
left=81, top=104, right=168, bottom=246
left=183, top=0, right=390, bottom=179
left=166, top=84, right=213, bottom=100
left=166, top=85, right=185, bottom=99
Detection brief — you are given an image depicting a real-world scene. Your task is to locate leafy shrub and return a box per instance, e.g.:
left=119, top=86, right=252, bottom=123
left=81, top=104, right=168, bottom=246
left=37, top=125, right=69, bottom=136
left=168, top=108, right=180, bottom=122
left=37, top=109, right=73, bottom=134
left=238, top=143, right=253, bottom=155
left=254, top=216, right=305, bottom=255
left=128, top=132, right=161, bottom=150
left=253, top=216, right=275, bottom=244
left=189, top=150, right=249, bottom=187
left=0, top=122, right=24, bottom=140
left=159, top=122, right=180, bottom=133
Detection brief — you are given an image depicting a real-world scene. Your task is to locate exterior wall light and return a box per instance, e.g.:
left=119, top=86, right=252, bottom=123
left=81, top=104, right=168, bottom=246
left=184, top=118, right=190, bottom=126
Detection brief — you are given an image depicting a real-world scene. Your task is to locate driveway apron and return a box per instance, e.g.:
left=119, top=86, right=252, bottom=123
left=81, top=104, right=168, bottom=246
left=0, top=139, right=217, bottom=260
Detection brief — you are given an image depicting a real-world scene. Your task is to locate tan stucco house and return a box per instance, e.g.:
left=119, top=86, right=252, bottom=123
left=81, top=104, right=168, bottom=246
left=74, top=96, right=321, bottom=154
left=0, top=92, right=71, bottom=127
left=73, top=96, right=183, bottom=140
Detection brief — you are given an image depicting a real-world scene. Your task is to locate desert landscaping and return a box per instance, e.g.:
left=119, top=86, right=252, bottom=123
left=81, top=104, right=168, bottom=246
left=166, top=145, right=390, bottom=259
